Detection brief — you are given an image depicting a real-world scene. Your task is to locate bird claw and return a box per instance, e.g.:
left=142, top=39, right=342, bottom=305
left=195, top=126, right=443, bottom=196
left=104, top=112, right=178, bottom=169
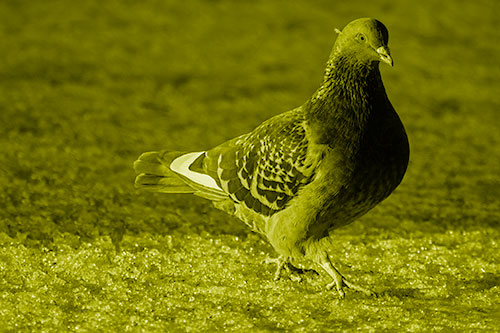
left=264, top=256, right=304, bottom=282
left=320, top=254, right=376, bottom=298
left=326, top=277, right=376, bottom=298
left=263, top=256, right=288, bottom=281
left=265, top=255, right=375, bottom=297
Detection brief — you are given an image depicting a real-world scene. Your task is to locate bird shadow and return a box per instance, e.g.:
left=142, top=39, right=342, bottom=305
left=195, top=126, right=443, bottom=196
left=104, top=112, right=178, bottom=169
left=375, top=274, right=500, bottom=299
left=465, top=273, right=500, bottom=291
left=286, top=262, right=320, bottom=276
left=377, top=287, right=424, bottom=298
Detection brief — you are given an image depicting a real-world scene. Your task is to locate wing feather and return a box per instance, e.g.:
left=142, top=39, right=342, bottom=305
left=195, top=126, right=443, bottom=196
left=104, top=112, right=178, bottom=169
left=203, top=108, right=321, bottom=216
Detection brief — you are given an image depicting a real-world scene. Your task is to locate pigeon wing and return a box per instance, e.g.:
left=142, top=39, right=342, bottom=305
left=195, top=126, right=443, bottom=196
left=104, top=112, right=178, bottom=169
left=204, top=109, right=320, bottom=217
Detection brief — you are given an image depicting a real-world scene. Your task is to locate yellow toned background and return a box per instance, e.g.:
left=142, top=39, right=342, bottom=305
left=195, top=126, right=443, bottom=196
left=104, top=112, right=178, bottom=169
left=0, top=0, right=499, bottom=330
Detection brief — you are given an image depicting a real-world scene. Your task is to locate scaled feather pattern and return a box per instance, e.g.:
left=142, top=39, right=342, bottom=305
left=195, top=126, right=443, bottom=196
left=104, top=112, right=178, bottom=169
left=134, top=18, right=409, bottom=298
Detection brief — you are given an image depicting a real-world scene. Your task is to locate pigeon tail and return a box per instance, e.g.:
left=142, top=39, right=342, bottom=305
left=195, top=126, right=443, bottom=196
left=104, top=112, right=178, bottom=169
left=134, top=151, right=228, bottom=201
left=134, top=151, right=194, bottom=193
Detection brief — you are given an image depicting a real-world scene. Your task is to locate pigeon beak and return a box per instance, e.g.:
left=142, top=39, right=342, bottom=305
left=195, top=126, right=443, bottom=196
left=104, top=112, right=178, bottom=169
left=376, top=46, right=393, bottom=67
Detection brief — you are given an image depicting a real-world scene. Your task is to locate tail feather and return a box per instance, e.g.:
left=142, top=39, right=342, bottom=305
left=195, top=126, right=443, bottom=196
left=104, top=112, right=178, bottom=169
left=134, top=151, right=195, bottom=194
left=134, top=150, right=229, bottom=201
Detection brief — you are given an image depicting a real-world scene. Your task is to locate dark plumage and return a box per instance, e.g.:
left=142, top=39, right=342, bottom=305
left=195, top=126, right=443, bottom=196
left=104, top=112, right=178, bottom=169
left=134, top=18, right=409, bottom=297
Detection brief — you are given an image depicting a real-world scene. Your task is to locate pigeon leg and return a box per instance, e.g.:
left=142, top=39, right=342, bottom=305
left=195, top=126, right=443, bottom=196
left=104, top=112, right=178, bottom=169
left=319, top=254, right=376, bottom=298
left=264, top=256, right=288, bottom=281
left=264, top=256, right=304, bottom=282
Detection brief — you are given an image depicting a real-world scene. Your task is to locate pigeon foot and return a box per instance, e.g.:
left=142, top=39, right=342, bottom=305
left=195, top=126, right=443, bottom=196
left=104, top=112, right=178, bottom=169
left=264, top=256, right=304, bottom=282
left=320, top=255, right=376, bottom=298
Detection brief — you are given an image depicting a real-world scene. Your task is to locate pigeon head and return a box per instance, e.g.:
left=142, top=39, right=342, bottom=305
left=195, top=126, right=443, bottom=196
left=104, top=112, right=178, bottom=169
left=333, top=18, right=393, bottom=67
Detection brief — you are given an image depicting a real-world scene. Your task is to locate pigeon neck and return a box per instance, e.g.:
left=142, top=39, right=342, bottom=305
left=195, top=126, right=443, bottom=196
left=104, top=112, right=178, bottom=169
left=317, top=53, right=382, bottom=104
left=305, top=54, right=384, bottom=149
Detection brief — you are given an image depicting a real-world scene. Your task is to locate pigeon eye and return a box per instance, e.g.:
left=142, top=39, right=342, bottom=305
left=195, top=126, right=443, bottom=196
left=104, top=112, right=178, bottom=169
left=356, top=33, right=366, bottom=42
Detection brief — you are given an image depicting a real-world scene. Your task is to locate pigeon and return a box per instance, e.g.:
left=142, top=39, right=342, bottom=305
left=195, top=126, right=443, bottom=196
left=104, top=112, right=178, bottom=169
left=134, top=18, right=409, bottom=298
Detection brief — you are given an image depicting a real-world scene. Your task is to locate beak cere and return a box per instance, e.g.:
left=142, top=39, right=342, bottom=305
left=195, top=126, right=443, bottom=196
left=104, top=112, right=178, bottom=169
left=376, top=46, right=393, bottom=66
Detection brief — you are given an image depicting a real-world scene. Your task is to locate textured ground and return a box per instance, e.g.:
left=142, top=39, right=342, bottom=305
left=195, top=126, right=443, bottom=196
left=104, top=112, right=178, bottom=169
left=1, top=0, right=499, bottom=331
